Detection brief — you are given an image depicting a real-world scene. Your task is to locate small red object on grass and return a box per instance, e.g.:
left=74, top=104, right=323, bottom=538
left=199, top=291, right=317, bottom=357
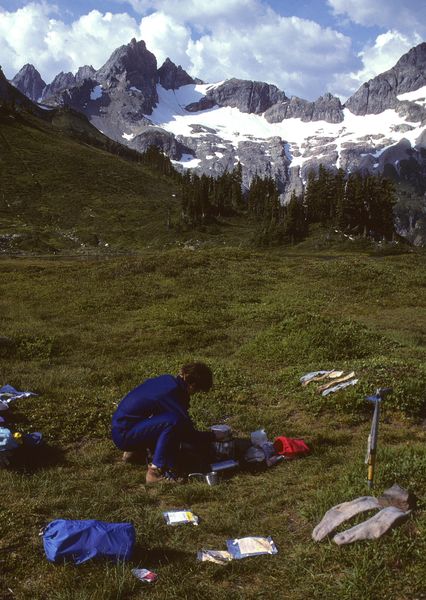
left=131, top=568, right=158, bottom=583
left=273, top=436, right=310, bottom=458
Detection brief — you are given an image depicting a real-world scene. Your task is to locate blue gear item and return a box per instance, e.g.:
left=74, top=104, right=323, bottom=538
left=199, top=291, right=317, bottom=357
left=42, top=519, right=135, bottom=564
left=0, top=427, right=19, bottom=451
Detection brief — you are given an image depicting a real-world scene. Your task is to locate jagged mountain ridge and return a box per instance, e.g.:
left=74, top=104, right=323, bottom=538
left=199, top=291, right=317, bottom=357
left=11, top=64, right=46, bottom=102
left=8, top=39, right=426, bottom=242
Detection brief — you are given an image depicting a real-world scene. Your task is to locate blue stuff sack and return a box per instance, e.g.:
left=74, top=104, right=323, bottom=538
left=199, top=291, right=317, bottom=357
left=42, top=519, right=135, bottom=564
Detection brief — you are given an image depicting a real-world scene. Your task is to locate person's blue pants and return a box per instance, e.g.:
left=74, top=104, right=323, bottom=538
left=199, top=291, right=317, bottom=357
left=112, top=412, right=192, bottom=470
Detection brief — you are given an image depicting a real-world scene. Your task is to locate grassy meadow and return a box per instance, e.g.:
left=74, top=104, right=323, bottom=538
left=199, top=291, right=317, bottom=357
left=1, top=243, right=426, bottom=600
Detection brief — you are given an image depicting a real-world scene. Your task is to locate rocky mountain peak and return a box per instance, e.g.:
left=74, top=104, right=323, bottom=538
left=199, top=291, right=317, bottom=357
left=11, top=63, right=46, bottom=102
left=95, top=38, right=158, bottom=113
left=394, top=41, right=426, bottom=71
left=75, top=65, right=96, bottom=83
left=0, top=65, right=43, bottom=112
left=96, top=38, right=157, bottom=88
left=158, top=58, right=195, bottom=90
left=42, top=71, right=76, bottom=101
left=345, top=41, right=426, bottom=116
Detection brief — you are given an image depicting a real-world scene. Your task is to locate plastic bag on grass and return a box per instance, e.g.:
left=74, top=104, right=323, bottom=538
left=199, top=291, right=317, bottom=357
left=197, top=549, right=232, bottom=564
left=226, top=536, right=278, bottom=559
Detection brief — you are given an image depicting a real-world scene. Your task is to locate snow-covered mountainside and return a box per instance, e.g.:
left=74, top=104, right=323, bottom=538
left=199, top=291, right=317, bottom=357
left=133, top=82, right=425, bottom=197
left=9, top=39, right=426, bottom=241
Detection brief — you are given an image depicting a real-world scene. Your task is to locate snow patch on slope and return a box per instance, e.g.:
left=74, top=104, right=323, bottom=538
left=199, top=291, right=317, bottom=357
left=397, top=86, right=426, bottom=107
left=172, top=153, right=201, bottom=169
left=146, top=84, right=425, bottom=170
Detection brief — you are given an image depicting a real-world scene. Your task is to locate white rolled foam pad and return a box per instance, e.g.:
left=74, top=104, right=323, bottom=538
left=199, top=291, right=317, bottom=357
left=333, top=506, right=410, bottom=545
left=312, top=496, right=380, bottom=541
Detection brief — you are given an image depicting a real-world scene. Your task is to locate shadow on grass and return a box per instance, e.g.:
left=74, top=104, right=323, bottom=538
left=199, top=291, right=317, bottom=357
left=9, top=443, right=67, bottom=473
left=310, top=433, right=353, bottom=454
left=132, top=544, right=192, bottom=566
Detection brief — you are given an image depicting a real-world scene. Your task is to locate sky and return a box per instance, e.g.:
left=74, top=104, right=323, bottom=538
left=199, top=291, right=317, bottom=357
left=0, top=0, right=425, bottom=101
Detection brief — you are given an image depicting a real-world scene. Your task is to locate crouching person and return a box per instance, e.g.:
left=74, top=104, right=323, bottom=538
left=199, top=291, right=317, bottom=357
left=111, top=362, right=215, bottom=484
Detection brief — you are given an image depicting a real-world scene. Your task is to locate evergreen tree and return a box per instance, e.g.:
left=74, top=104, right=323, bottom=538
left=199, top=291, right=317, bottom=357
left=283, top=191, right=307, bottom=243
left=231, top=163, right=243, bottom=209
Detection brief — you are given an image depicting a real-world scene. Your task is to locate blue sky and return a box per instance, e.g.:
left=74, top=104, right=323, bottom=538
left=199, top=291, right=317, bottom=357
left=0, top=0, right=425, bottom=100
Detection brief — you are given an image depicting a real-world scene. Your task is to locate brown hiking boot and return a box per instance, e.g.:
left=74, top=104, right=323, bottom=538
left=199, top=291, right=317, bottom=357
left=145, top=464, right=180, bottom=484
left=122, top=450, right=146, bottom=464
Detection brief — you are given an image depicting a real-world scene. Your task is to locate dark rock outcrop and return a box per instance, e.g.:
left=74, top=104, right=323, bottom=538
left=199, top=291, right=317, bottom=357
left=42, top=72, right=76, bottom=101
left=46, top=79, right=98, bottom=112
left=265, top=92, right=344, bottom=124
left=345, top=42, right=426, bottom=115
left=11, top=64, right=46, bottom=102
left=158, top=58, right=194, bottom=90
left=186, top=96, right=216, bottom=112
left=130, top=127, right=192, bottom=160
left=186, top=78, right=288, bottom=114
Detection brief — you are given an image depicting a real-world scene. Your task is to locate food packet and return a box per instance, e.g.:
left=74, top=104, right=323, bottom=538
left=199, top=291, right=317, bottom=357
left=197, top=549, right=232, bottom=564
left=226, top=536, right=278, bottom=559
left=131, top=568, right=158, bottom=583
left=163, top=510, right=199, bottom=526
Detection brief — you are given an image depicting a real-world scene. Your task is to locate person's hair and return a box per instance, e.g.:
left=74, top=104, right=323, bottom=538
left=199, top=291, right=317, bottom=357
left=181, top=362, right=213, bottom=392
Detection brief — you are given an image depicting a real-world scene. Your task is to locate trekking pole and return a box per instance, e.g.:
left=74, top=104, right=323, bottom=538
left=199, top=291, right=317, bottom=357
left=365, top=387, right=393, bottom=489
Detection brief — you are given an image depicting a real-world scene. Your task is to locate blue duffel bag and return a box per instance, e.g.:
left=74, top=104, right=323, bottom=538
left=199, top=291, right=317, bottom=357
left=42, top=519, right=136, bottom=564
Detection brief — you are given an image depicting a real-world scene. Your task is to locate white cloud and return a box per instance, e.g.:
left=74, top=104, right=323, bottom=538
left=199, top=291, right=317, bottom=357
left=356, top=30, right=423, bottom=81
left=0, top=0, right=358, bottom=99
left=327, top=0, right=426, bottom=34
left=135, top=6, right=357, bottom=99
left=2, top=0, right=421, bottom=104
left=138, top=12, right=191, bottom=67
left=329, top=29, right=423, bottom=100
left=325, top=1, right=426, bottom=99
left=0, top=3, right=140, bottom=82
left=184, top=16, right=354, bottom=98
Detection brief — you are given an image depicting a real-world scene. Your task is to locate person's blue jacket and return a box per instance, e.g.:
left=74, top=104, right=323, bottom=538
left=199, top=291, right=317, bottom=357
left=112, top=374, right=192, bottom=433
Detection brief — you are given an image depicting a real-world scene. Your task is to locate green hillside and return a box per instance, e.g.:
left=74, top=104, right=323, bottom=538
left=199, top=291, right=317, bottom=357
left=0, top=107, right=193, bottom=253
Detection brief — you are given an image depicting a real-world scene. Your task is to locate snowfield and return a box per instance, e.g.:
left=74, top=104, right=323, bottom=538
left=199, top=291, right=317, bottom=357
left=145, top=84, right=425, bottom=170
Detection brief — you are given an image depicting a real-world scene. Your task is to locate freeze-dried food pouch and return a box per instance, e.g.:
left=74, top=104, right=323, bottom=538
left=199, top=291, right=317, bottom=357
left=197, top=549, right=232, bottom=564
left=226, top=536, right=278, bottom=559
left=163, top=510, right=199, bottom=526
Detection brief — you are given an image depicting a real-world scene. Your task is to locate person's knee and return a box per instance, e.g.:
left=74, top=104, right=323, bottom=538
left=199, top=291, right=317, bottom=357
left=166, top=413, right=184, bottom=429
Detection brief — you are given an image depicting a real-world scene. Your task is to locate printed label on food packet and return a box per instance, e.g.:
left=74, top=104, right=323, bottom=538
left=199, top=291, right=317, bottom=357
left=163, top=510, right=199, bottom=526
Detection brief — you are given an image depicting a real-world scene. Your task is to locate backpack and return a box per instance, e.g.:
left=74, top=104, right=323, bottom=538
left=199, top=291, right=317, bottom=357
left=42, top=519, right=135, bottom=564
left=273, top=436, right=310, bottom=458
